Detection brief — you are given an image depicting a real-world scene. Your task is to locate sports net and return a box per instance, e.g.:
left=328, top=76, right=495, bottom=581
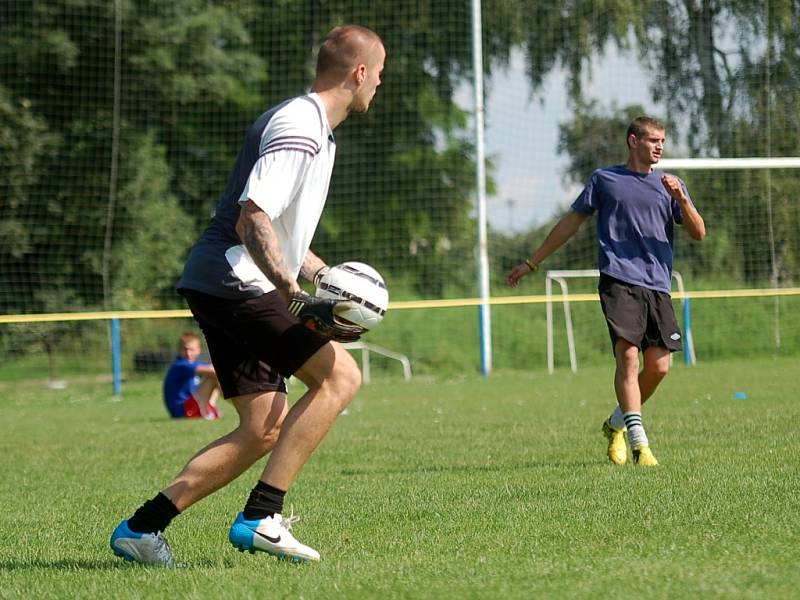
left=1, top=1, right=799, bottom=383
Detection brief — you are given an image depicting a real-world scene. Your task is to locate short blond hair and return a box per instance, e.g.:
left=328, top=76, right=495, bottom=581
left=316, top=25, right=383, bottom=78
left=178, top=332, right=201, bottom=350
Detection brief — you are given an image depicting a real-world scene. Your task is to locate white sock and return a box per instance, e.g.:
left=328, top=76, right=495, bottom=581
left=609, top=406, right=626, bottom=430
left=623, top=411, right=649, bottom=447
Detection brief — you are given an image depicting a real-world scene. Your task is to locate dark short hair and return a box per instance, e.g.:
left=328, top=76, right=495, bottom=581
left=626, top=116, right=665, bottom=145
left=316, top=25, right=383, bottom=77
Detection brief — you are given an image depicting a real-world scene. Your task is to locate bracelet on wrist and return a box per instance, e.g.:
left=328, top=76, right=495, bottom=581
left=524, top=259, right=538, bottom=272
left=313, top=265, right=330, bottom=286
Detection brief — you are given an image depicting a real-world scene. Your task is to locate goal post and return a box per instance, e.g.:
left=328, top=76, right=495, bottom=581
left=541, top=157, right=800, bottom=374
left=545, top=269, right=695, bottom=374
left=657, top=157, right=800, bottom=170
left=656, top=155, right=800, bottom=353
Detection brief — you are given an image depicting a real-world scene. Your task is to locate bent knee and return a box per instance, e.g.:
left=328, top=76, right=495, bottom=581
left=645, top=362, right=670, bottom=379
left=239, top=423, right=282, bottom=455
left=329, top=357, right=362, bottom=398
left=616, top=350, right=640, bottom=374
left=259, top=426, right=281, bottom=452
left=298, top=343, right=362, bottom=397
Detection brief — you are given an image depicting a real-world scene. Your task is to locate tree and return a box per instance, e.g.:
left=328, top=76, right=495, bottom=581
left=0, top=0, right=267, bottom=312
left=1, top=0, right=524, bottom=313
left=514, top=0, right=800, bottom=285
left=110, top=133, right=196, bottom=308
left=248, top=1, right=521, bottom=296
left=0, top=85, right=59, bottom=313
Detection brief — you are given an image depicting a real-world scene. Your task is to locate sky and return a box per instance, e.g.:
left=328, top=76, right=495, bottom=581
left=458, top=43, right=661, bottom=233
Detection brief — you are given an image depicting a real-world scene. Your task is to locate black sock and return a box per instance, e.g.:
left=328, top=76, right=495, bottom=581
left=127, top=492, right=180, bottom=534
left=243, top=481, right=285, bottom=520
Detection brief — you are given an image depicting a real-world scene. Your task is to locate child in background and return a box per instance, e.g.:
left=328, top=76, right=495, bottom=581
left=163, top=332, right=222, bottom=420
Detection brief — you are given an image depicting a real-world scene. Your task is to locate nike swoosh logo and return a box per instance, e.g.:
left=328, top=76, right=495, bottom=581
left=254, top=530, right=281, bottom=544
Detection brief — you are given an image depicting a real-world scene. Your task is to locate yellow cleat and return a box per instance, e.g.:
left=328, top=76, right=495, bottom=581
left=601, top=419, right=627, bottom=465
left=632, top=443, right=659, bottom=467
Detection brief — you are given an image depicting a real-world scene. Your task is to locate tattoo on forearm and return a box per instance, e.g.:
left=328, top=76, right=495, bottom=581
left=242, top=208, right=296, bottom=296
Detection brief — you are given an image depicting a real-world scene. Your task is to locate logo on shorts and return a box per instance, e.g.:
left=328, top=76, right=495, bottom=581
left=670, top=333, right=681, bottom=340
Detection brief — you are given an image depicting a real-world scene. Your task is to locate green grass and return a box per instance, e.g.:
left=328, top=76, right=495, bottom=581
left=1, top=358, right=799, bottom=599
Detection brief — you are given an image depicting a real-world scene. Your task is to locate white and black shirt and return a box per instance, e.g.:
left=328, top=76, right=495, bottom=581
left=178, top=93, right=335, bottom=298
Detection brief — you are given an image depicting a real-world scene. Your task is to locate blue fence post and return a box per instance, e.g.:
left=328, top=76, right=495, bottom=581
left=111, top=317, right=122, bottom=398
left=682, top=297, right=695, bottom=366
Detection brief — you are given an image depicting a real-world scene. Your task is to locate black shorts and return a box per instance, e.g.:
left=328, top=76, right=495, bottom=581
left=179, top=288, right=329, bottom=399
left=598, top=274, right=683, bottom=354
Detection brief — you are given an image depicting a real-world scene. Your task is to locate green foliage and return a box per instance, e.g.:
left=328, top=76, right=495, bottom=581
left=111, top=133, right=196, bottom=308
left=557, top=101, right=648, bottom=184
left=0, top=1, right=269, bottom=313
left=513, top=1, right=800, bottom=285
left=0, top=85, right=59, bottom=278
left=123, top=0, right=268, bottom=221
left=263, top=2, right=516, bottom=297
left=127, top=2, right=264, bottom=107
left=0, top=1, right=521, bottom=312
left=517, top=0, right=639, bottom=98
left=1, top=0, right=798, bottom=317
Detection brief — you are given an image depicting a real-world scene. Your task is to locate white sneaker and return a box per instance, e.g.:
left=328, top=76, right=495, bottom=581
left=229, top=509, right=320, bottom=563
left=110, top=520, right=175, bottom=566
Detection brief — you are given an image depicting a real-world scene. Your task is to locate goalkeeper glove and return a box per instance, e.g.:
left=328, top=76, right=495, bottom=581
left=287, top=291, right=364, bottom=342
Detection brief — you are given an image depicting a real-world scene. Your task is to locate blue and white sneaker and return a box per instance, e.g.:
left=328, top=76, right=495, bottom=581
left=229, top=510, right=320, bottom=563
left=110, top=520, right=175, bottom=566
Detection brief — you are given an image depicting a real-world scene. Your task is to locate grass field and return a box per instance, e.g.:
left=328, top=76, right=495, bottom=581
left=1, top=357, right=799, bottom=599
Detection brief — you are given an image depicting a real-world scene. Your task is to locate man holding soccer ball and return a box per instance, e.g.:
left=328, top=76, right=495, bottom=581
left=110, top=25, right=385, bottom=565
left=507, top=116, right=706, bottom=467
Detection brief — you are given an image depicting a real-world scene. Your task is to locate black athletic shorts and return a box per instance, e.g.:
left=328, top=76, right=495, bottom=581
left=179, top=288, right=329, bottom=399
left=598, top=274, right=683, bottom=354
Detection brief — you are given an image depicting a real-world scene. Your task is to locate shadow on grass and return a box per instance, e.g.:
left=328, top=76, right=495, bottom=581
left=0, top=558, right=137, bottom=571
left=0, top=558, right=225, bottom=571
left=339, top=459, right=597, bottom=477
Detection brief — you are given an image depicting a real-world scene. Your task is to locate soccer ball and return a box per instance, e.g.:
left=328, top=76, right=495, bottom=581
left=315, top=261, right=388, bottom=330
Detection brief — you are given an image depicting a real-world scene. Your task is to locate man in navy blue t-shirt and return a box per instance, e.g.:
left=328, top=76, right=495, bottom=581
left=507, top=116, right=706, bottom=467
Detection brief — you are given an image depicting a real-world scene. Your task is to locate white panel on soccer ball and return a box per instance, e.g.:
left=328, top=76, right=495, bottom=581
left=315, top=261, right=388, bottom=330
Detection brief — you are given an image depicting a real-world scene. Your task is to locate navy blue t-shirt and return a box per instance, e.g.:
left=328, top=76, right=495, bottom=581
left=571, top=165, right=691, bottom=293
